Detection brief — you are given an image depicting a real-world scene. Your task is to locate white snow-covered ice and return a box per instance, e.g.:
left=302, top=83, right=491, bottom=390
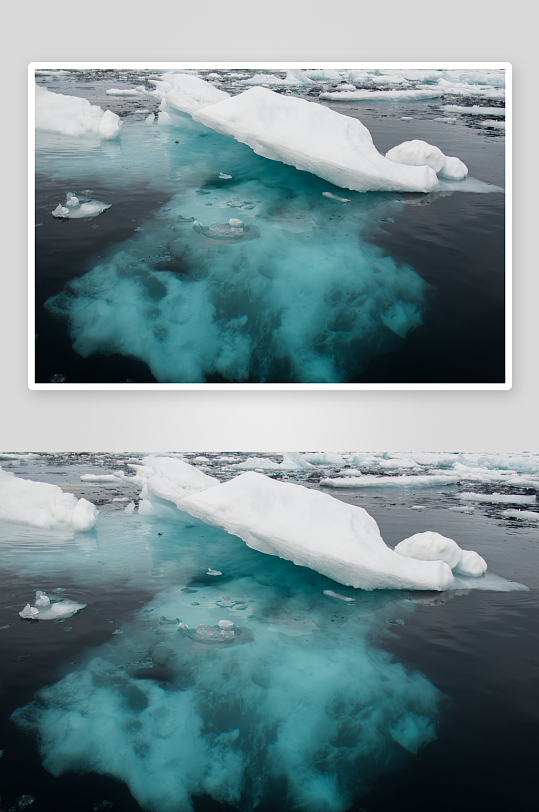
left=179, top=472, right=457, bottom=591
left=193, top=86, right=440, bottom=194
left=35, top=85, right=122, bottom=140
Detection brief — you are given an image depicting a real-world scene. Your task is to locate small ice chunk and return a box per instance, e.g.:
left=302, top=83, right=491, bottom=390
left=228, top=218, right=242, bottom=227
left=98, top=109, right=123, bottom=140
left=52, top=204, right=70, bottom=218
left=19, top=591, right=86, bottom=620
left=71, top=498, right=98, bottom=532
left=219, top=173, right=232, bottom=179
left=207, top=568, right=222, bottom=576
left=322, top=192, right=350, bottom=202
left=193, top=623, right=235, bottom=642
left=52, top=194, right=111, bottom=220
left=218, top=619, right=234, bottom=629
left=19, top=604, right=39, bottom=619
left=323, top=590, right=355, bottom=603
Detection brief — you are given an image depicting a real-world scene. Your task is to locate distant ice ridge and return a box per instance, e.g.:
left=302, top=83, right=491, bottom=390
left=321, top=474, right=459, bottom=488
left=19, top=590, right=86, bottom=620
left=320, top=88, right=444, bottom=102
left=35, top=85, right=122, bottom=140
left=0, top=467, right=98, bottom=532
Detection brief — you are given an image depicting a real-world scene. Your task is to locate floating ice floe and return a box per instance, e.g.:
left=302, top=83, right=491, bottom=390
left=319, top=88, right=444, bottom=102
left=19, top=590, right=87, bottom=620
left=321, top=474, right=459, bottom=488
left=51, top=193, right=111, bottom=219
left=502, top=509, right=539, bottom=521
left=385, top=140, right=468, bottom=181
left=458, top=492, right=536, bottom=504
left=0, top=467, right=98, bottom=531
left=105, top=87, right=144, bottom=97
left=179, top=472, right=457, bottom=591
left=192, top=86, right=440, bottom=193
left=35, top=85, right=122, bottom=140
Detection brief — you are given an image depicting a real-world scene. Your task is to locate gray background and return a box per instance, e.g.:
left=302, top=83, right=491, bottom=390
left=2, top=1, right=533, bottom=451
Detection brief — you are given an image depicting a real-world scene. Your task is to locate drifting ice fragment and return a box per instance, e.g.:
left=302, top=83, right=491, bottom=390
left=323, top=590, right=355, bottom=603
left=52, top=194, right=111, bottom=219
left=71, top=498, right=99, bottom=533
left=322, top=192, right=351, bottom=202
left=19, top=591, right=87, bottom=620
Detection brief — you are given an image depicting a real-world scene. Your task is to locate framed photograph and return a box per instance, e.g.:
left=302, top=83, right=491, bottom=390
left=30, top=63, right=510, bottom=389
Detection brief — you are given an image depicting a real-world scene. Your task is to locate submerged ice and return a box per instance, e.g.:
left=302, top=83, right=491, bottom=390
left=12, top=577, right=442, bottom=812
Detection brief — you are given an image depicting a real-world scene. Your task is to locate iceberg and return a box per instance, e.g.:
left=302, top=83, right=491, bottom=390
left=19, top=590, right=87, bottom=621
left=35, top=85, right=122, bottom=140
left=192, top=86, right=440, bottom=193
left=179, top=472, right=456, bottom=591
left=0, top=467, right=98, bottom=531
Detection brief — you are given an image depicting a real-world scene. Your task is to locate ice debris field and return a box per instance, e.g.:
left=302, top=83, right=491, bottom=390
left=34, top=67, right=505, bottom=383
left=0, top=451, right=534, bottom=812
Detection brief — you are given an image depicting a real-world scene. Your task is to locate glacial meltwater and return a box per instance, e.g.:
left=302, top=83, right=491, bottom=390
left=0, top=452, right=537, bottom=812
left=33, top=68, right=506, bottom=384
